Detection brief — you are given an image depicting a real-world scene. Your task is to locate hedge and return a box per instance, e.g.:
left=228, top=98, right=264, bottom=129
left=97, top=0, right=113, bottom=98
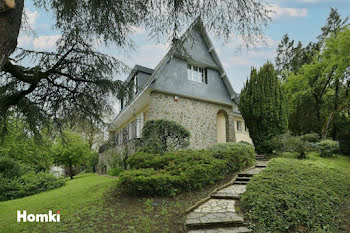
left=0, top=172, right=65, bottom=201
left=241, top=158, right=350, bottom=232
left=119, top=142, right=255, bottom=196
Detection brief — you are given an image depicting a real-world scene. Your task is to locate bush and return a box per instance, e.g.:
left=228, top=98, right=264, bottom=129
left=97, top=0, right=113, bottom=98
left=300, top=133, right=320, bottom=143
left=107, top=167, right=123, bottom=176
left=317, top=139, right=340, bottom=157
left=271, top=133, right=317, bottom=158
left=241, top=158, right=350, bottom=233
left=119, top=143, right=255, bottom=196
left=0, top=172, right=65, bottom=201
left=141, top=119, right=190, bottom=153
left=0, top=157, right=27, bottom=179
left=210, top=142, right=255, bottom=170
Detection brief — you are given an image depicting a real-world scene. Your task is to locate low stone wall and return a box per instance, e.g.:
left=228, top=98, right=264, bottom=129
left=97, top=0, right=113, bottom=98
left=98, top=139, right=141, bottom=173
left=148, top=92, right=236, bottom=149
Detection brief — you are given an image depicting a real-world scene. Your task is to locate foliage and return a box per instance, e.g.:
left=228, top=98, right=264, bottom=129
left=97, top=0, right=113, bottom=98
left=281, top=9, right=350, bottom=144
left=239, top=62, right=289, bottom=154
left=271, top=133, right=319, bottom=159
left=120, top=143, right=255, bottom=196
left=88, top=152, right=99, bottom=173
left=210, top=142, right=255, bottom=171
left=299, top=132, right=320, bottom=143
left=0, top=172, right=65, bottom=201
left=0, top=117, right=54, bottom=171
left=53, top=130, right=92, bottom=179
left=241, top=158, right=350, bottom=233
left=107, top=167, right=123, bottom=177
left=141, top=119, right=191, bottom=153
left=317, top=139, right=340, bottom=157
left=284, top=136, right=310, bottom=159
left=0, top=157, right=27, bottom=179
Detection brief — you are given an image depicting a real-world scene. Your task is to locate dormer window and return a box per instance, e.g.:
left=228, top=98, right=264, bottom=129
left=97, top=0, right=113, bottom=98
left=187, top=64, right=207, bottom=84
left=133, top=75, right=138, bottom=94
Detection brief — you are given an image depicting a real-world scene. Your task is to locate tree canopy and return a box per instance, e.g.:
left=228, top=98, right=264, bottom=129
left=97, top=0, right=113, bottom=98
left=239, top=62, right=288, bottom=154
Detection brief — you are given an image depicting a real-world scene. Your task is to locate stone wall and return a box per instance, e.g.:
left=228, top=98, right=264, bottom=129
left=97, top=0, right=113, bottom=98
left=148, top=92, right=236, bottom=149
left=98, top=139, right=141, bottom=173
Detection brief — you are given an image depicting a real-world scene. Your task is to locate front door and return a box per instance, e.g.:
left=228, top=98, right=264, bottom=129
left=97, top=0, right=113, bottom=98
left=217, top=112, right=226, bottom=143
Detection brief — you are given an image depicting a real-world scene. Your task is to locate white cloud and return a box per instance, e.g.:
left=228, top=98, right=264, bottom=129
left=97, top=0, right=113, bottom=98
left=268, top=4, right=308, bottom=19
left=18, top=35, right=33, bottom=47
left=26, top=9, right=39, bottom=29
left=33, top=35, right=61, bottom=50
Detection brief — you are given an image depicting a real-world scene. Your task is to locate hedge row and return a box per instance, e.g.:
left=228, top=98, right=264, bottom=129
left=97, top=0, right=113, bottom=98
left=0, top=172, right=65, bottom=201
left=241, top=158, right=350, bottom=232
left=118, top=142, right=255, bottom=196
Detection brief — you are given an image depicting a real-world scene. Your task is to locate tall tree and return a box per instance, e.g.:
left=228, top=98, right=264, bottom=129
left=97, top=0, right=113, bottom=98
left=0, top=0, right=271, bottom=137
left=239, top=62, right=288, bottom=154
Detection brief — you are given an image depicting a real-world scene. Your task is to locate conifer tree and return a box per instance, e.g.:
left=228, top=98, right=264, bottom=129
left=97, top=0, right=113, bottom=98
left=239, top=62, right=288, bottom=154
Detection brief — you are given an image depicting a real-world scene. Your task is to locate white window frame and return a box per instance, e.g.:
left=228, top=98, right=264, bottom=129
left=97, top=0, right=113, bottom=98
left=187, top=64, right=206, bottom=84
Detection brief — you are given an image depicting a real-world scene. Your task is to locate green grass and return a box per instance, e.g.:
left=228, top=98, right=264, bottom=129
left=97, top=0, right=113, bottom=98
left=240, top=153, right=350, bottom=233
left=0, top=173, right=115, bottom=233
left=0, top=171, right=235, bottom=233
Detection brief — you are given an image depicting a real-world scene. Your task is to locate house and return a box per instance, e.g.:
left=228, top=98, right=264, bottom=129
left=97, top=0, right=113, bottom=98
left=50, top=166, right=65, bottom=178
left=99, top=18, right=252, bottom=171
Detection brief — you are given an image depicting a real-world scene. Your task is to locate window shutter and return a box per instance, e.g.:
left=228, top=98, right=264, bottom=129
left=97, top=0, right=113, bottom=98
left=205, top=68, right=208, bottom=84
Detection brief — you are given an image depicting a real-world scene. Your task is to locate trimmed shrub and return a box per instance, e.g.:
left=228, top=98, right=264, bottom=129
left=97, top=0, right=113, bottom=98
left=210, top=142, right=255, bottom=170
left=119, top=143, right=255, bottom=196
left=317, top=139, right=340, bottom=157
left=0, top=172, right=65, bottom=201
left=141, top=119, right=190, bottom=153
left=241, top=158, right=350, bottom=233
left=300, top=133, right=320, bottom=143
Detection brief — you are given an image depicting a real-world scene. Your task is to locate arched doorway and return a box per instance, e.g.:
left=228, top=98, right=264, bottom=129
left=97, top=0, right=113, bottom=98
left=216, top=110, right=227, bottom=143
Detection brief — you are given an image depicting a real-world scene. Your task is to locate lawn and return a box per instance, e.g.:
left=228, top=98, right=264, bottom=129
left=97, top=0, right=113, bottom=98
left=0, top=172, right=235, bottom=233
left=240, top=153, right=350, bottom=233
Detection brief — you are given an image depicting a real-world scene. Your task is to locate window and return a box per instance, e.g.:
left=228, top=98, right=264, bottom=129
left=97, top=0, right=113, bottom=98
left=236, top=121, right=242, bottom=131
left=136, top=112, right=144, bottom=138
left=133, top=75, right=138, bottom=94
left=187, top=64, right=207, bottom=84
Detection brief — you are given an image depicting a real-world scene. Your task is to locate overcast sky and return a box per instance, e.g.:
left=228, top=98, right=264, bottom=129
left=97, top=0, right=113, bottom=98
left=21, top=0, right=350, bottom=93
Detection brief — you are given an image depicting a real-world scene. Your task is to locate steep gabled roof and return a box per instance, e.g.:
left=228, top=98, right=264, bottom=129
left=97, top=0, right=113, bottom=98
left=143, top=17, right=238, bottom=100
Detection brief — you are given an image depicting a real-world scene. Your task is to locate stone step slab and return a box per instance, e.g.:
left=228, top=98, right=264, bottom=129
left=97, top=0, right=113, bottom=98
left=238, top=167, right=265, bottom=177
left=233, top=181, right=248, bottom=185
left=211, top=185, right=246, bottom=200
left=185, top=199, right=244, bottom=230
left=236, top=177, right=251, bottom=182
left=188, top=226, right=252, bottom=233
left=255, top=161, right=269, bottom=168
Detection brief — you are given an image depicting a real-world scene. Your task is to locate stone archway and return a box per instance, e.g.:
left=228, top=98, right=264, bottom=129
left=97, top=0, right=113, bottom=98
left=216, top=110, right=228, bottom=143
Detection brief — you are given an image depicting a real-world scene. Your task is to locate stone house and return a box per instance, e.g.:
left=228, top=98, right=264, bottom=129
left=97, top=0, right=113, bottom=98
left=99, top=18, right=252, bottom=171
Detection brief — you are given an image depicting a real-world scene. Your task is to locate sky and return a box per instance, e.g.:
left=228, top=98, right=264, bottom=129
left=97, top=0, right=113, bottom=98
left=20, top=0, right=350, bottom=93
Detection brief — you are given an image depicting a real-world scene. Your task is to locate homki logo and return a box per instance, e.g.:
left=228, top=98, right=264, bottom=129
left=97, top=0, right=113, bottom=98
left=17, top=210, right=60, bottom=222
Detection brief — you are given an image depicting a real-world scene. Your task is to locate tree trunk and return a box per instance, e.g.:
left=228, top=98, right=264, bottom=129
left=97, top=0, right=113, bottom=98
left=0, top=0, right=23, bottom=70
left=69, top=164, right=74, bottom=179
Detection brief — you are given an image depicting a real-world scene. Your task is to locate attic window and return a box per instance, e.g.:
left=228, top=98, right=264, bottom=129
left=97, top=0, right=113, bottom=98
left=187, top=64, right=207, bottom=84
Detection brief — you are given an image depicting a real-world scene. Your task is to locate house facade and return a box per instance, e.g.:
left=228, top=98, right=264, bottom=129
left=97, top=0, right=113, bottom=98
left=99, top=18, right=252, bottom=171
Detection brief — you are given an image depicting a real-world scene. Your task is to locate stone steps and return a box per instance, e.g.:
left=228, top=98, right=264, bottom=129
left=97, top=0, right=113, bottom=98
left=211, top=185, right=246, bottom=200
left=185, top=200, right=244, bottom=230
left=186, top=158, right=270, bottom=233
